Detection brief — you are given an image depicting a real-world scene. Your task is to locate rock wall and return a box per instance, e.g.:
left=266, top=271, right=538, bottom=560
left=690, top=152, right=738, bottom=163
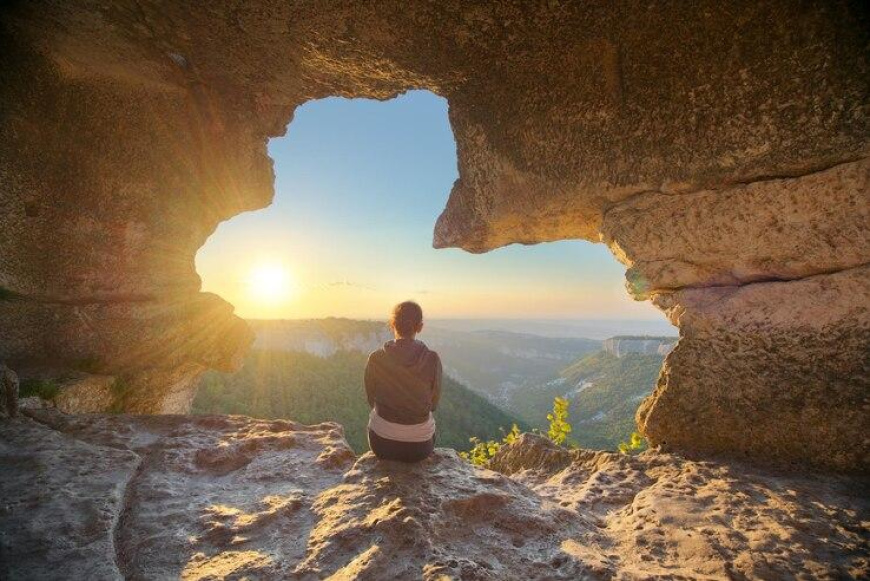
left=640, top=266, right=870, bottom=470
left=0, top=1, right=867, bottom=468
left=602, top=160, right=870, bottom=470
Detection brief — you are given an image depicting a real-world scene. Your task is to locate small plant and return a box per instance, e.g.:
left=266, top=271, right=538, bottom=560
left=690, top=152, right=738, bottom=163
left=460, top=437, right=501, bottom=466
left=459, top=423, right=523, bottom=466
left=461, top=397, right=576, bottom=466
left=547, top=397, right=572, bottom=445
left=501, top=423, right=521, bottom=445
left=19, top=379, right=60, bottom=401
left=460, top=396, right=578, bottom=466
left=618, top=431, right=646, bottom=455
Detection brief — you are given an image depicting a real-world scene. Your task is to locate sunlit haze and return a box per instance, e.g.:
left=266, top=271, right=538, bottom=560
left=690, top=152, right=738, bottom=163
left=196, top=91, right=666, bottom=323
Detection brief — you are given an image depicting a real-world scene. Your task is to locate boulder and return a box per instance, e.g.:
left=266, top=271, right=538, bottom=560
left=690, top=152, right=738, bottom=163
left=489, top=433, right=590, bottom=476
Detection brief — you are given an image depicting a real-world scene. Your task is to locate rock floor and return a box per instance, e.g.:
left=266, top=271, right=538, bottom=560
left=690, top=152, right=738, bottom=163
left=1, top=410, right=867, bottom=580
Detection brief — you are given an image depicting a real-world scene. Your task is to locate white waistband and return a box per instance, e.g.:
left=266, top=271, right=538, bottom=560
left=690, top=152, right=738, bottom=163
left=368, top=408, right=435, bottom=443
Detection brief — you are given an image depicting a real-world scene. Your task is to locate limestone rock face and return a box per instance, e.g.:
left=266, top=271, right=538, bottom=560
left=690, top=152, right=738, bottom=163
left=0, top=1, right=867, bottom=466
left=1, top=413, right=867, bottom=580
left=488, top=432, right=589, bottom=476
left=53, top=374, right=116, bottom=414
left=639, top=266, right=870, bottom=470
left=602, top=159, right=870, bottom=299
left=602, top=157, right=870, bottom=471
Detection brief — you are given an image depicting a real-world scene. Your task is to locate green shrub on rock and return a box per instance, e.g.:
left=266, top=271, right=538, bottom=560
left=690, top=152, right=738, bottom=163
left=459, top=423, right=522, bottom=466
left=462, top=397, right=575, bottom=466
left=546, top=397, right=571, bottom=445
left=618, top=432, right=647, bottom=455
left=19, top=379, right=60, bottom=401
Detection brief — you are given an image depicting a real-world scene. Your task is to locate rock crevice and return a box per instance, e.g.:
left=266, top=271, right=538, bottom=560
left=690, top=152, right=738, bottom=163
left=112, top=451, right=146, bottom=580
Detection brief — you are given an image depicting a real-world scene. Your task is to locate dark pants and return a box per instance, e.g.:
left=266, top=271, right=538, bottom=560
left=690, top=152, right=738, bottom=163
left=368, top=429, right=435, bottom=463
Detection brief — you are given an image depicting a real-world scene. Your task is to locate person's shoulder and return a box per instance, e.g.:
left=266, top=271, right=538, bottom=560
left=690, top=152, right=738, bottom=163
left=425, top=346, right=441, bottom=364
left=366, top=348, right=385, bottom=363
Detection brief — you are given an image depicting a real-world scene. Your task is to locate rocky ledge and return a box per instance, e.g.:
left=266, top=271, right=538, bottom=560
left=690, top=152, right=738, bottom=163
left=1, top=412, right=867, bottom=580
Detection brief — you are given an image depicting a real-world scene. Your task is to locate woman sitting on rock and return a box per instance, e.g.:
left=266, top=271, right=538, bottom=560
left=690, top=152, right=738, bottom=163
left=365, top=301, right=441, bottom=462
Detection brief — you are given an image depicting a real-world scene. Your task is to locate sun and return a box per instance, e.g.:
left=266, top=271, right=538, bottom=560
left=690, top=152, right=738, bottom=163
left=247, top=263, right=295, bottom=304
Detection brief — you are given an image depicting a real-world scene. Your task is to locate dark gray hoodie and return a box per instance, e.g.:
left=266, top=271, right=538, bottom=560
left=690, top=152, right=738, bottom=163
left=365, top=338, right=442, bottom=425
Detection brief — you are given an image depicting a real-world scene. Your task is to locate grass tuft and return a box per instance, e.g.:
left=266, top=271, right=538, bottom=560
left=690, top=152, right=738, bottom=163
left=19, top=379, right=60, bottom=401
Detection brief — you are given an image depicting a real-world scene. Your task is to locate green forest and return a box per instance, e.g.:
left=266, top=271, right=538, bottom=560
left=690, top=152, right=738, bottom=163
left=507, top=351, right=664, bottom=450
left=192, top=349, right=526, bottom=453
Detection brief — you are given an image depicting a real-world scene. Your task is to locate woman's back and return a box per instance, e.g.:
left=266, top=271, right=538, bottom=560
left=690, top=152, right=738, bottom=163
left=365, top=338, right=442, bottom=425
left=365, top=301, right=441, bottom=463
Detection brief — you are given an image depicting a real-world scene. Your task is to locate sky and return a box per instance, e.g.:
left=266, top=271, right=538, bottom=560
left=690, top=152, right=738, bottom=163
left=196, top=91, right=666, bottom=323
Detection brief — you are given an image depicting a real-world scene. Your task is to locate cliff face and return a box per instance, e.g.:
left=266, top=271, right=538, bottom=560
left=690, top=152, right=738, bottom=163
left=602, top=337, right=675, bottom=358
left=250, top=319, right=391, bottom=358
left=1, top=412, right=866, bottom=580
left=0, top=1, right=867, bottom=469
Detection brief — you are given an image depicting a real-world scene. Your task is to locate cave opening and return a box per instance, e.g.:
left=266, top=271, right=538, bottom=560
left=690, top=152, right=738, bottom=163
left=192, top=90, right=675, bottom=453
left=2, top=17, right=867, bottom=580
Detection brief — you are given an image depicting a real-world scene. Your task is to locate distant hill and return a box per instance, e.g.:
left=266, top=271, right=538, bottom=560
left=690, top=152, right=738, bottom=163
left=214, top=319, right=660, bottom=452
left=244, top=318, right=602, bottom=407
left=507, top=350, right=665, bottom=450
left=249, top=318, right=389, bottom=356
left=422, top=327, right=601, bottom=405
left=192, top=349, right=527, bottom=453
left=427, top=319, right=678, bottom=340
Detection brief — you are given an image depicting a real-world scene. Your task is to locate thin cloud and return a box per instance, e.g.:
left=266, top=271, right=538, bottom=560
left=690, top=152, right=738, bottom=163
left=317, top=280, right=377, bottom=291
left=412, top=289, right=444, bottom=296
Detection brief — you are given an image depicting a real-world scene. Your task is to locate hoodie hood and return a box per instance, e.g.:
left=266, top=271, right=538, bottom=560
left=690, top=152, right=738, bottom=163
left=382, top=338, right=431, bottom=368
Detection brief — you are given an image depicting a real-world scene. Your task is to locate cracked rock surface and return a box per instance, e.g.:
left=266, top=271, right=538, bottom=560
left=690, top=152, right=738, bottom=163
left=1, top=414, right=867, bottom=580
